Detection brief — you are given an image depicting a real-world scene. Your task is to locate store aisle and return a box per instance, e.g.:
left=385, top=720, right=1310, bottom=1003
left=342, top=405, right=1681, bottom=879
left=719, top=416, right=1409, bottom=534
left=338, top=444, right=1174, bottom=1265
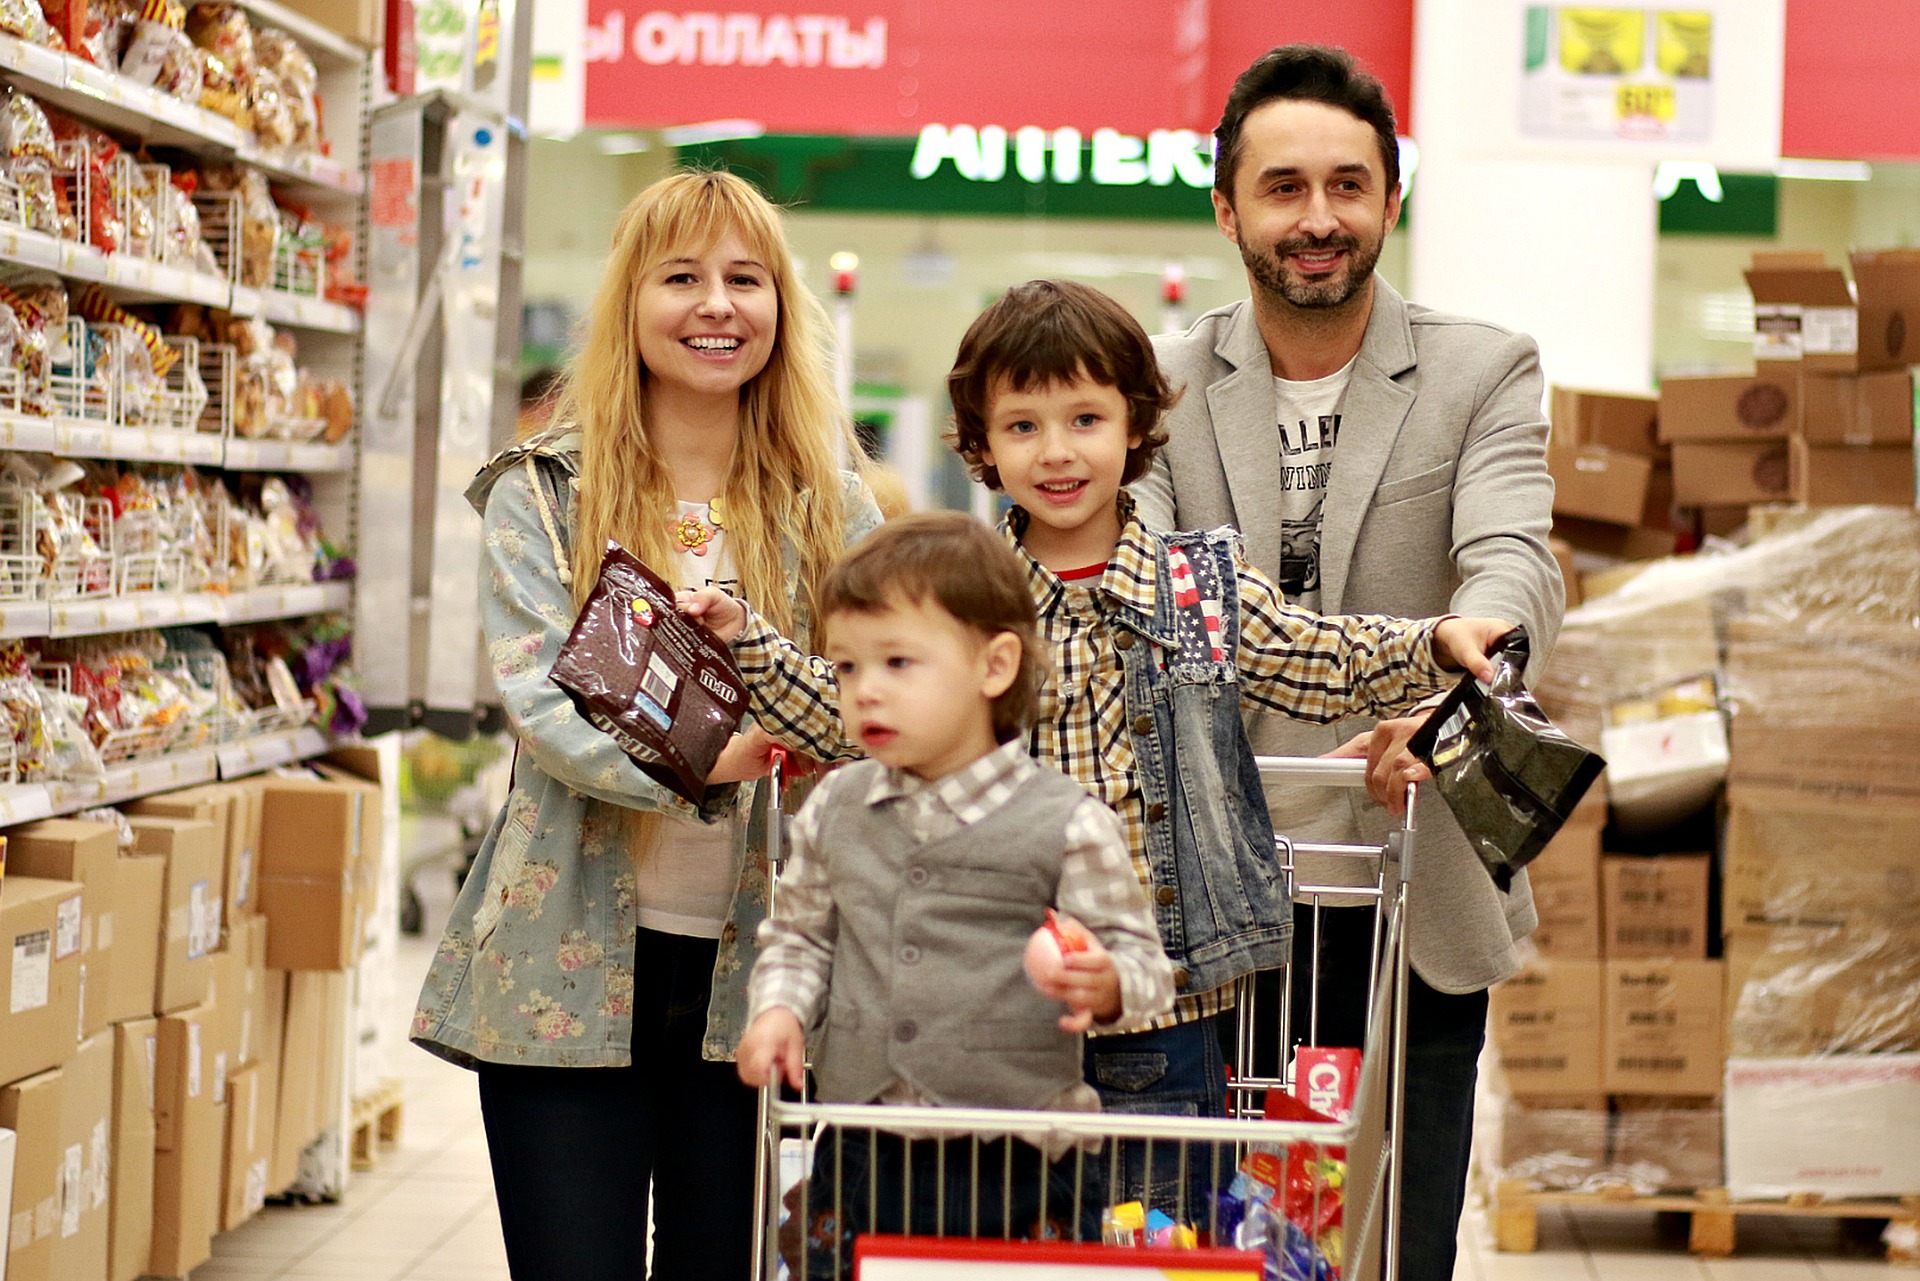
left=190, top=841, right=1902, bottom=1281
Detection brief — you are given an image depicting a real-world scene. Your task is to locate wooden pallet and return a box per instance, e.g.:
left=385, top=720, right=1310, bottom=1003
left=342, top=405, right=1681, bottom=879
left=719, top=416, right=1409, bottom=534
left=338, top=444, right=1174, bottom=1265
left=349, top=1078, right=406, bottom=1172
left=1490, top=1179, right=1920, bottom=1263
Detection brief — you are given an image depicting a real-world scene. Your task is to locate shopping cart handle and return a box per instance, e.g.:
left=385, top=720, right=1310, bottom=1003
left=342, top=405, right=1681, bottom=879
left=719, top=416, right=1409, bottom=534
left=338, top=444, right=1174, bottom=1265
left=1253, top=756, right=1371, bottom=786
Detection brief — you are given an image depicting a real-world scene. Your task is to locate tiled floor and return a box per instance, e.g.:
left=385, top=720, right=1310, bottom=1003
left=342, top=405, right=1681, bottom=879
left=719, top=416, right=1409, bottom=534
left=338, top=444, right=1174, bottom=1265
left=198, top=848, right=1908, bottom=1280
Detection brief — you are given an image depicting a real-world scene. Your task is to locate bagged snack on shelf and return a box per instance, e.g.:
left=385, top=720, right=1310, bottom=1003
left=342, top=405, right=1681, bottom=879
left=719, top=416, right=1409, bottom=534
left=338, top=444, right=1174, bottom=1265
left=45, top=0, right=118, bottom=64
left=185, top=1, right=255, bottom=127
left=1408, top=627, right=1606, bottom=891
left=159, top=171, right=222, bottom=275
left=199, top=161, right=277, bottom=286
left=46, top=112, right=127, bottom=253
left=0, top=87, right=63, bottom=236
left=322, top=223, right=367, bottom=307
left=254, top=27, right=319, bottom=152
left=0, top=0, right=55, bottom=47
left=119, top=0, right=187, bottom=86
left=74, top=283, right=179, bottom=375
left=317, top=375, right=352, bottom=443
left=249, top=62, right=295, bottom=150
left=0, top=281, right=55, bottom=415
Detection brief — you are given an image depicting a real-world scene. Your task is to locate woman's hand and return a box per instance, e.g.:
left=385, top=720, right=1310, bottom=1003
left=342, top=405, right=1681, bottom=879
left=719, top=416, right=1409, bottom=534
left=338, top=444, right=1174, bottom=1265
left=1432, top=617, right=1515, bottom=682
left=736, top=1008, right=806, bottom=1090
left=677, top=586, right=748, bottom=642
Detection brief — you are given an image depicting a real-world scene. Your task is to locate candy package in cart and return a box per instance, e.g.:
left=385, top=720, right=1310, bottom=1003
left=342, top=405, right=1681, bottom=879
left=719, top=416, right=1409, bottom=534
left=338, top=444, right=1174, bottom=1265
left=1406, top=626, right=1604, bottom=890
left=550, top=541, right=748, bottom=805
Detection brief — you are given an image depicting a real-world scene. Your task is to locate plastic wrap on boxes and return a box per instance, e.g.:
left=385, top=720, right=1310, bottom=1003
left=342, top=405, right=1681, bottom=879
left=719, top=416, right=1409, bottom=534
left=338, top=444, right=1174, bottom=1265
left=1727, top=923, right=1920, bottom=1057
left=1474, top=1089, right=1610, bottom=1191
left=1609, top=1097, right=1723, bottom=1192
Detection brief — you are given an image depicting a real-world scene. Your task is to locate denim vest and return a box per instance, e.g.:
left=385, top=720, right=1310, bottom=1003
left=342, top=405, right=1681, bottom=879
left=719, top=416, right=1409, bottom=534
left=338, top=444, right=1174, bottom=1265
left=1105, top=527, right=1291, bottom=997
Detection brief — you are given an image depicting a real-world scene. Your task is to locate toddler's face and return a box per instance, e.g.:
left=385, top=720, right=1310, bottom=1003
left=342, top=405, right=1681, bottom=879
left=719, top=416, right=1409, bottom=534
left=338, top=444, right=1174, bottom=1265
left=825, top=597, right=1008, bottom=781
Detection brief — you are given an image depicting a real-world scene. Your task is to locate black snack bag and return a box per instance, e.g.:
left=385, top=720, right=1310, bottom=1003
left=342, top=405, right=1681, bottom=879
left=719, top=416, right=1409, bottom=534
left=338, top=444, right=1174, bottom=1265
left=550, top=541, right=749, bottom=805
left=1405, top=626, right=1604, bottom=891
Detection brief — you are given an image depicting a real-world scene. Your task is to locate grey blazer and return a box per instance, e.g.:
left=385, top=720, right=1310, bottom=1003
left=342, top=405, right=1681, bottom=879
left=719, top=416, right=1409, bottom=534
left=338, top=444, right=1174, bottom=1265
left=1132, top=279, right=1564, bottom=994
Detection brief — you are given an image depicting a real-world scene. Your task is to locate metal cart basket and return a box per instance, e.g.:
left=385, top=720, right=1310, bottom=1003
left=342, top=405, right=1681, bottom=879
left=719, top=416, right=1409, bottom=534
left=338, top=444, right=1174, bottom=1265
left=750, top=754, right=1418, bottom=1281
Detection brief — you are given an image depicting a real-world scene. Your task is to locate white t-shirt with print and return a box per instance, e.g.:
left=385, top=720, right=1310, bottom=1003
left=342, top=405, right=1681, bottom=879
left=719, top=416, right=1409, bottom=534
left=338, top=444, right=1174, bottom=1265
left=1272, top=355, right=1356, bottom=613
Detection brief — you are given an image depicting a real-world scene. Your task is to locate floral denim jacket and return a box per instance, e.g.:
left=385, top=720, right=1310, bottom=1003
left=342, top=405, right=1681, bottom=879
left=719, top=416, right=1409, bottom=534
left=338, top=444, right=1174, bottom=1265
left=410, top=425, right=880, bottom=1068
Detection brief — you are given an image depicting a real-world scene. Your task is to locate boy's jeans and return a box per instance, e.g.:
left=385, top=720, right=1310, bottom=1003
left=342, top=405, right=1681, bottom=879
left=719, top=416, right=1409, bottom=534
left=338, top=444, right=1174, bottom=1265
left=1083, top=1016, right=1232, bottom=1232
left=795, top=1128, right=1105, bottom=1279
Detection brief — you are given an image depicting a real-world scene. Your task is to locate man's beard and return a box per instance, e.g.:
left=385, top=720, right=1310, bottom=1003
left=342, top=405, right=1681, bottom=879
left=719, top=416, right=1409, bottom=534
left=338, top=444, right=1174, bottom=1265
left=1243, top=232, right=1383, bottom=310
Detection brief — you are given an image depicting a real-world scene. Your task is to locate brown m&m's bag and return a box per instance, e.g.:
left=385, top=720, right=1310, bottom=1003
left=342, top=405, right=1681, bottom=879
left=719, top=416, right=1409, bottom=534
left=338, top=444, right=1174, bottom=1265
left=550, top=541, right=748, bottom=804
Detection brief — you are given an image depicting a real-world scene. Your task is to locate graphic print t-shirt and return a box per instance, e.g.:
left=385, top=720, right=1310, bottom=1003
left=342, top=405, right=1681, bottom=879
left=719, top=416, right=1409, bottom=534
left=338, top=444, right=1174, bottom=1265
left=1273, top=356, right=1356, bottom=612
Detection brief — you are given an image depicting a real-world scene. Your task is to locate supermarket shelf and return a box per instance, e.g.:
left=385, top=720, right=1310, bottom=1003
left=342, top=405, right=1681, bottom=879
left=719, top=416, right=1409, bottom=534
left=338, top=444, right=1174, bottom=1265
left=242, top=146, right=365, bottom=196
left=0, top=222, right=242, bottom=311
left=39, top=581, right=349, bottom=638
left=216, top=723, right=328, bottom=777
left=220, top=580, right=352, bottom=624
left=47, top=420, right=226, bottom=466
left=0, top=599, right=49, bottom=639
left=0, top=725, right=331, bottom=822
left=222, top=438, right=354, bottom=472
left=231, top=286, right=362, bottom=333
left=0, top=416, right=57, bottom=453
left=0, top=32, right=249, bottom=154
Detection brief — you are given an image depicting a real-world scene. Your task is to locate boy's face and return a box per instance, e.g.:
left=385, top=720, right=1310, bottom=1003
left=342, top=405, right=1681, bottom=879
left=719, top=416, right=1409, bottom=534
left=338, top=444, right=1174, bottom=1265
left=825, top=595, right=1019, bottom=781
left=979, top=373, right=1142, bottom=567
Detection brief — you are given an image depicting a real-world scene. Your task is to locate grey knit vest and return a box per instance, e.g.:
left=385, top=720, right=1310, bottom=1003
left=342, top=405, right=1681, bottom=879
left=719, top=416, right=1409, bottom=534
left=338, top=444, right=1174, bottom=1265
left=810, top=759, right=1092, bottom=1110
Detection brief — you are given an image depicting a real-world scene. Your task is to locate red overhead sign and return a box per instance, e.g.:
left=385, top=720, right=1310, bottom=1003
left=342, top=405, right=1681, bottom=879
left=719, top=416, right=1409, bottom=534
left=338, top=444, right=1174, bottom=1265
left=1782, top=0, right=1920, bottom=161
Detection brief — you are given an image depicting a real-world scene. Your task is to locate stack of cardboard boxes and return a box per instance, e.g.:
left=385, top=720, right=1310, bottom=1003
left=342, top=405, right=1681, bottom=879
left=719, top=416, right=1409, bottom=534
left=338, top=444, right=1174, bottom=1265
left=1546, top=388, right=1680, bottom=569
left=1482, top=505, right=1920, bottom=1201
left=1665, top=249, right=1919, bottom=518
left=0, top=759, right=386, bottom=1281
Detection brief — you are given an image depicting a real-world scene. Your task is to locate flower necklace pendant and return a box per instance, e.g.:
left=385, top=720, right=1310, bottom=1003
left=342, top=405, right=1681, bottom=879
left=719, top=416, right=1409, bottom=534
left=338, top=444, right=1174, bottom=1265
left=670, top=500, right=725, bottom=557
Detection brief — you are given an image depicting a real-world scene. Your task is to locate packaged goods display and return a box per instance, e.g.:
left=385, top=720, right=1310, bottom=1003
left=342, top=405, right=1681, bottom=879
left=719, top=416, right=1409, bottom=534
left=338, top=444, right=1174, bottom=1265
left=550, top=542, right=747, bottom=804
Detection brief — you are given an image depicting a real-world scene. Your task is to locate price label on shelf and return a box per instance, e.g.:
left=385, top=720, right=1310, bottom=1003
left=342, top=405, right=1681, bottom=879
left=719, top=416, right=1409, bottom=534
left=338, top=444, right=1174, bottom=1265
left=0, top=784, right=54, bottom=826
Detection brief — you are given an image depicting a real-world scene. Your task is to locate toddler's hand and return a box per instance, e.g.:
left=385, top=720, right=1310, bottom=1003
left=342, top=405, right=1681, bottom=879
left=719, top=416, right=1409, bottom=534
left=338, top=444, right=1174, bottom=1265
left=1433, top=616, right=1515, bottom=682
left=736, top=1008, right=807, bottom=1090
left=1024, top=915, right=1122, bottom=1032
left=677, top=586, right=749, bottom=642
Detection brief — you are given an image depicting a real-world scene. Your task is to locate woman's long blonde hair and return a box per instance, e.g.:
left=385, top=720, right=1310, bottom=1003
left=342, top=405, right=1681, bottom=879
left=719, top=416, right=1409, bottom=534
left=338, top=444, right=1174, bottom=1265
left=551, top=169, right=862, bottom=641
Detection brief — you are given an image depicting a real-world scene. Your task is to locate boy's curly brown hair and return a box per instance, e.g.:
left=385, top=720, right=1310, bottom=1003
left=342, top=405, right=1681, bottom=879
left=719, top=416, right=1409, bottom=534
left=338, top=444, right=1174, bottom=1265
left=946, top=279, right=1179, bottom=492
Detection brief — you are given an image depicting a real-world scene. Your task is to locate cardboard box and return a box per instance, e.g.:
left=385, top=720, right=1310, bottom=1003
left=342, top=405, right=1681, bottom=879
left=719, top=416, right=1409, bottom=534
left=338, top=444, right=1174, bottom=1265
left=270, top=971, right=323, bottom=1193
left=1476, top=1091, right=1608, bottom=1189
left=1552, top=387, right=1662, bottom=457
left=150, top=1004, right=218, bottom=1278
left=1789, top=437, right=1916, bottom=507
left=5, top=820, right=120, bottom=1041
left=216, top=916, right=270, bottom=1073
left=126, top=792, right=230, bottom=944
left=1723, top=919, right=1920, bottom=1057
left=1601, top=855, right=1709, bottom=958
left=1722, top=787, right=1920, bottom=935
left=1599, top=709, right=1728, bottom=833
left=283, top=0, right=380, bottom=46
left=1671, top=440, right=1792, bottom=506
left=0, top=1067, right=61, bottom=1281
left=0, top=1125, right=13, bottom=1266
left=104, top=855, right=164, bottom=1026
left=1798, top=370, right=1916, bottom=445
left=258, top=777, right=380, bottom=970
left=53, top=1030, right=112, bottom=1281
left=1610, top=1096, right=1722, bottom=1191
left=1525, top=819, right=1602, bottom=960
left=1725, top=1053, right=1920, bottom=1198
left=1550, top=516, right=1678, bottom=561
left=1602, top=959, right=1725, bottom=1095
left=219, top=1061, right=273, bottom=1232
left=1490, top=960, right=1604, bottom=1095
left=1745, top=252, right=1859, bottom=372
left=0, top=876, right=86, bottom=1086
left=1850, top=248, right=1920, bottom=372
left=108, top=1020, right=156, bottom=1281
left=1548, top=444, right=1654, bottom=527
left=1548, top=538, right=1581, bottom=610
left=129, top=783, right=262, bottom=931
left=1658, top=372, right=1797, bottom=442
left=125, top=818, right=220, bottom=1015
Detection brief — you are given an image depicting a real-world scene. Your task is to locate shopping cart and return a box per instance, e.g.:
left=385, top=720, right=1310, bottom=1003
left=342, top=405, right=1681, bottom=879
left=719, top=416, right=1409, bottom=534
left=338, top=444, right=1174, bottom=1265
left=748, top=754, right=1416, bottom=1281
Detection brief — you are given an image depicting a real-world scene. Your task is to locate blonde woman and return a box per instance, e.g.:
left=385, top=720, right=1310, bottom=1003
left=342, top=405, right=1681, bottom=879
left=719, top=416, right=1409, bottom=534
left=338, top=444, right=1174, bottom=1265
left=412, top=170, right=880, bottom=1281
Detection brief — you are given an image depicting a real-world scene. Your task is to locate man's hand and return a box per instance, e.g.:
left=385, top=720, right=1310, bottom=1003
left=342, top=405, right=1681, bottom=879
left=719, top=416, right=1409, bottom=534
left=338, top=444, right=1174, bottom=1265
left=1327, top=709, right=1434, bottom=816
left=677, top=586, right=749, bottom=642
left=1432, top=617, right=1516, bottom=682
left=736, top=1008, right=807, bottom=1090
